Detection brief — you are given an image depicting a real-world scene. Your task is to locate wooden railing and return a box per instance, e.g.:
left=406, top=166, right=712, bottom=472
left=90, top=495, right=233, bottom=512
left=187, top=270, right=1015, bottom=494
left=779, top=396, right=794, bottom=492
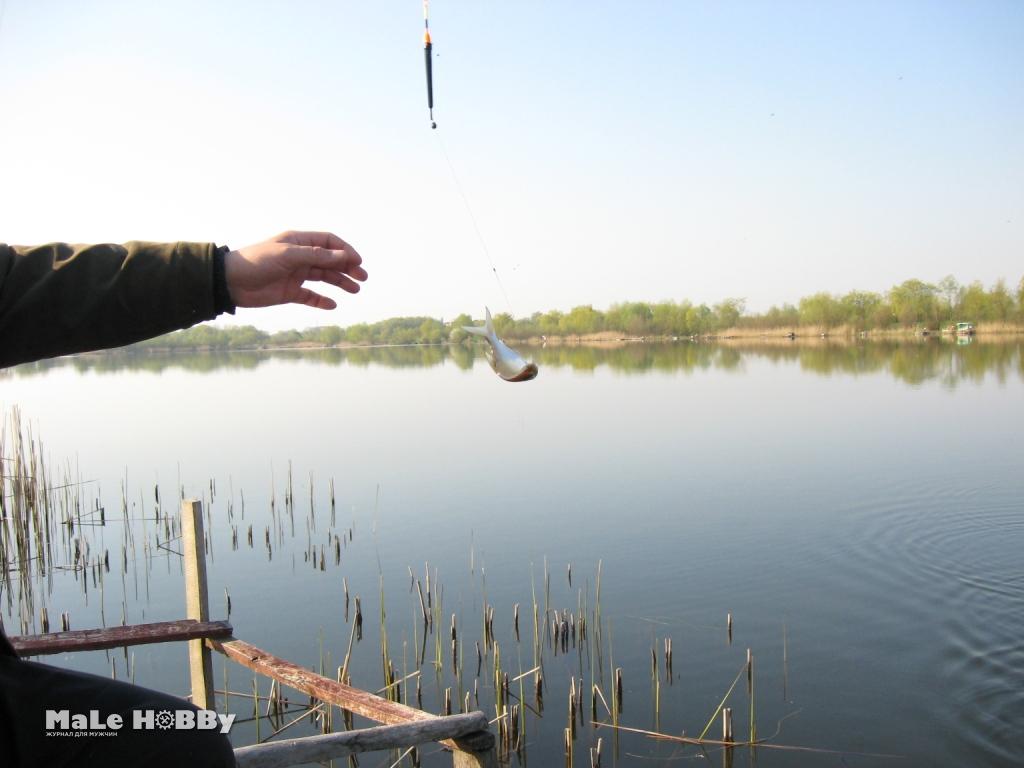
left=11, top=499, right=497, bottom=768
left=9, top=619, right=233, bottom=656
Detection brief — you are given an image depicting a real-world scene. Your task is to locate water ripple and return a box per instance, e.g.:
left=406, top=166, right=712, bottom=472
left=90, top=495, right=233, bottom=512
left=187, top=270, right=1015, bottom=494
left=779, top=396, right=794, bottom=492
left=843, top=486, right=1024, bottom=766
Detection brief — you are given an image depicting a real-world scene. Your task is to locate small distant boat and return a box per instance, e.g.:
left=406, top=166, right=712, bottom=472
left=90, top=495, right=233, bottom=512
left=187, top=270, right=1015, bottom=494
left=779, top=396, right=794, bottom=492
left=955, top=322, right=975, bottom=337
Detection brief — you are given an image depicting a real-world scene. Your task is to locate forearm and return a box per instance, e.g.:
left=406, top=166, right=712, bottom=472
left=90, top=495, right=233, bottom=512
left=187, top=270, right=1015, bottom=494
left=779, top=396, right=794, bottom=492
left=0, top=241, right=228, bottom=368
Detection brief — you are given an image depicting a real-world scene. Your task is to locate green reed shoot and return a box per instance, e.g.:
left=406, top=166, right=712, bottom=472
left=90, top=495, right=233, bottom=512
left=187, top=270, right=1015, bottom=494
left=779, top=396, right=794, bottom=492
left=378, top=575, right=394, bottom=700
left=543, top=557, right=551, bottom=642
left=748, top=649, right=756, bottom=743
left=651, top=642, right=660, bottom=727
left=697, top=660, right=747, bottom=740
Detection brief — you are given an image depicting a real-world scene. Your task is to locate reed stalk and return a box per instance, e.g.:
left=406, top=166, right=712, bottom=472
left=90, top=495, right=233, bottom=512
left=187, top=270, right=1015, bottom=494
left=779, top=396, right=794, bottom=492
left=748, top=649, right=756, bottom=743
left=697, top=661, right=747, bottom=740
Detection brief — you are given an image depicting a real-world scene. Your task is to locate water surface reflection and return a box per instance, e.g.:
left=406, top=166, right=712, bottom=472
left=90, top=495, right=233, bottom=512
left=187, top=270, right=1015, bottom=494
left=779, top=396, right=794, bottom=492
left=8, top=338, right=1021, bottom=388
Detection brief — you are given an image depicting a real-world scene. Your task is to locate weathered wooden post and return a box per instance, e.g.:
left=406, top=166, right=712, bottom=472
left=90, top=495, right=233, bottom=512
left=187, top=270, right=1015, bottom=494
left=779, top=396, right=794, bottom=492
left=451, top=728, right=498, bottom=768
left=182, top=498, right=214, bottom=709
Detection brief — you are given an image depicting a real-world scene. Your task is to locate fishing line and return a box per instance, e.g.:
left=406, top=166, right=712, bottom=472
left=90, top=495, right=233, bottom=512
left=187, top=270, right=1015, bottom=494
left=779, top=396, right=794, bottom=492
left=434, top=129, right=515, bottom=317
left=422, top=0, right=516, bottom=317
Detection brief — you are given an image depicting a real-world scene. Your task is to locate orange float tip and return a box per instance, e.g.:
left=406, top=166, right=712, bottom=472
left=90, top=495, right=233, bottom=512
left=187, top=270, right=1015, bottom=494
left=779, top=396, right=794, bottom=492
left=424, top=30, right=432, bottom=45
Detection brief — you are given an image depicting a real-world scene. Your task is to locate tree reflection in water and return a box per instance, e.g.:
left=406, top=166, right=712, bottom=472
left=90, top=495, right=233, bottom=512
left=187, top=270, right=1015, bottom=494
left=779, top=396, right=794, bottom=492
left=6, top=338, right=1021, bottom=389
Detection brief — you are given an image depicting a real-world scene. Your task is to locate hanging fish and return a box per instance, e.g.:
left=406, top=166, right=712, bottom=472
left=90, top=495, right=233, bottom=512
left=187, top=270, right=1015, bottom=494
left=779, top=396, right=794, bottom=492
left=463, top=308, right=539, bottom=382
left=423, top=0, right=436, bottom=128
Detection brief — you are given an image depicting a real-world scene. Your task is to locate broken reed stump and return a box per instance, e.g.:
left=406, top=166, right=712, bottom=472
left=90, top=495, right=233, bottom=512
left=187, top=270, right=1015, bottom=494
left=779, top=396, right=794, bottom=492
left=417, top=581, right=429, bottom=626
left=574, top=677, right=584, bottom=725
left=509, top=703, right=521, bottom=752
left=343, top=578, right=350, bottom=622
left=614, top=668, right=623, bottom=714
left=484, top=605, right=495, bottom=649
left=567, top=678, right=577, bottom=739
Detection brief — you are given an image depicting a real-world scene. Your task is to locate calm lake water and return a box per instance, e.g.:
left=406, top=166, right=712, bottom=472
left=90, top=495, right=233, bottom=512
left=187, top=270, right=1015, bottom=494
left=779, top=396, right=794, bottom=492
left=2, top=339, right=1022, bottom=767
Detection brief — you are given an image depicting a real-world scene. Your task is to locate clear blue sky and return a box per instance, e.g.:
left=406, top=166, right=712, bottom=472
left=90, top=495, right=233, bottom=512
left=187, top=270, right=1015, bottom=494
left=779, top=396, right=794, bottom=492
left=1, top=1, right=1020, bottom=330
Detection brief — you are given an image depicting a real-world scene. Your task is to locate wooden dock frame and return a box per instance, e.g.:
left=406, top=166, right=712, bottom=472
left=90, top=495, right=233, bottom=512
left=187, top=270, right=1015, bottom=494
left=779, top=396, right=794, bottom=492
left=181, top=498, right=215, bottom=710
left=11, top=499, right=497, bottom=768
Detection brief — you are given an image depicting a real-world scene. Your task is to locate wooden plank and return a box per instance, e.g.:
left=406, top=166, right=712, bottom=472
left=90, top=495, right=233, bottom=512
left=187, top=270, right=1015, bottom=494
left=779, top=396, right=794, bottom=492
left=209, top=637, right=496, bottom=763
left=233, top=712, right=488, bottom=768
left=10, top=620, right=233, bottom=657
left=209, top=637, right=434, bottom=725
left=182, top=498, right=215, bottom=709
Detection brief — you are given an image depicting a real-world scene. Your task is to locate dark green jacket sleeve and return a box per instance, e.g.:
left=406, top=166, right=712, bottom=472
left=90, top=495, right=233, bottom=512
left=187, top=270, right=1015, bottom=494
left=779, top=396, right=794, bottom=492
left=0, top=241, right=221, bottom=368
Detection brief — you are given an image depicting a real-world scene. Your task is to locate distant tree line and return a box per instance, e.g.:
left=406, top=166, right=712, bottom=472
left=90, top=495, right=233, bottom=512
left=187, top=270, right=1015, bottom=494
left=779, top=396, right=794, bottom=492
left=132, top=317, right=447, bottom=350
left=135, top=275, right=1024, bottom=349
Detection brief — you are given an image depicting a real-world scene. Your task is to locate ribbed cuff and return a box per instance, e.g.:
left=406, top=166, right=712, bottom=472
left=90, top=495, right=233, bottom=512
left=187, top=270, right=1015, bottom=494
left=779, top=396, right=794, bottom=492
left=213, top=245, right=236, bottom=316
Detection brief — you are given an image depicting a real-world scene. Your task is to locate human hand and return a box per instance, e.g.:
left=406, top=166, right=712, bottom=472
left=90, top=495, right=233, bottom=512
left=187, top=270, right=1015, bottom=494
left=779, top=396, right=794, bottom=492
left=224, top=231, right=368, bottom=310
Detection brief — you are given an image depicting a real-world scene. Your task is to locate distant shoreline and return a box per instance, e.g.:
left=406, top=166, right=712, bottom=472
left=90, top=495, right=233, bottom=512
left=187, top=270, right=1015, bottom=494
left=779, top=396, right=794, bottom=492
left=519, top=322, right=1024, bottom=345
left=94, top=323, right=1023, bottom=357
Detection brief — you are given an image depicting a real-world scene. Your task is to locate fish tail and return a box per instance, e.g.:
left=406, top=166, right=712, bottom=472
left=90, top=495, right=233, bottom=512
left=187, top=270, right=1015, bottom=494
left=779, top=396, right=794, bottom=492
left=462, top=307, right=496, bottom=338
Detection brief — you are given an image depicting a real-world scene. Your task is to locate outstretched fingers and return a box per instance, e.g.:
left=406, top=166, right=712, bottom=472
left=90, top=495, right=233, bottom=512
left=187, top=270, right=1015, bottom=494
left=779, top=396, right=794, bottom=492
left=284, top=243, right=368, bottom=282
left=307, top=267, right=362, bottom=294
left=292, top=286, right=338, bottom=310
